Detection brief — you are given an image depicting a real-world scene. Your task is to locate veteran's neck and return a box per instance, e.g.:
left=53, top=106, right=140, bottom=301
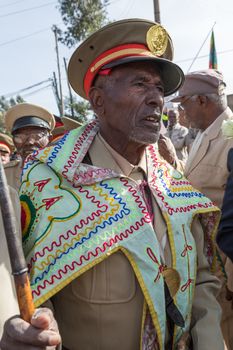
left=99, top=130, right=146, bottom=165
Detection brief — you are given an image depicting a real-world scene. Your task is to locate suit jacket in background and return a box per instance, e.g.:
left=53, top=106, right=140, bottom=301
left=217, top=148, right=233, bottom=263
left=184, top=107, right=233, bottom=349
left=184, top=107, right=233, bottom=208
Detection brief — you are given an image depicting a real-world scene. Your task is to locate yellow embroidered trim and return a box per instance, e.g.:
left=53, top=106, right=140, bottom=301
left=35, top=245, right=121, bottom=307
left=120, top=247, right=163, bottom=350
left=35, top=245, right=162, bottom=350
left=31, top=184, right=120, bottom=273
left=90, top=48, right=154, bottom=73
left=171, top=206, right=220, bottom=348
left=140, top=299, right=147, bottom=350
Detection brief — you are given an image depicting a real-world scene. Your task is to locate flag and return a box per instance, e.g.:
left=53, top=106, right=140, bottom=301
left=209, top=30, right=218, bottom=69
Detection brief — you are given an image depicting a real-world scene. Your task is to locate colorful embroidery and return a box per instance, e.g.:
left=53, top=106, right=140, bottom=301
left=21, top=122, right=220, bottom=350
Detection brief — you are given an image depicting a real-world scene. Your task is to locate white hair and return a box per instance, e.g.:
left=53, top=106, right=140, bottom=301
left=190, top=85, right=227, bottom=109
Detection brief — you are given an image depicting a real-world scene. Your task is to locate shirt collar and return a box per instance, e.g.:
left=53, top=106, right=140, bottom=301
left=98, top=133, right=147, bottom=177
left=203, top=107, right=232, bottom=136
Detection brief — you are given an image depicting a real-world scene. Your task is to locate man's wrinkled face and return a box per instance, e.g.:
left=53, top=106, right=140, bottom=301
left=179, top=96, right=203, bottom=129
left=168, top=110, right=179, bottom=127
left=0, top=150, right=10, bottom=164
left=97, top=61, right=164, bottom=145
left=13, top=126, right=50, bottom=157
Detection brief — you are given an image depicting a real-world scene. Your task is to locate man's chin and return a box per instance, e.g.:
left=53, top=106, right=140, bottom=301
left=130, top=133, right=160, bottom=146
left=21, top=148, right=38, bottom=157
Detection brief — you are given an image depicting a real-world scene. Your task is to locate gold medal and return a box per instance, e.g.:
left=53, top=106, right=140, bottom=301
left=146, top=24, right=168, bottom=56
left=162, top=267, right=181, bottom=297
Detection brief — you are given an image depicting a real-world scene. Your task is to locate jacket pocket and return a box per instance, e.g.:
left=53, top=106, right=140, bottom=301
left=71, top=251, right=136, bottom=304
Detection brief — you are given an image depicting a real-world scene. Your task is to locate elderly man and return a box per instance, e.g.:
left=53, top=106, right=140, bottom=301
left=165, top=109, right=189, bottom=161
left=4, top=103, right=55, bottom=190
left=172, top=69, right=233, bottom=349
left=0, top=133, right=14, bottom=165
left=0, top=20, right=224, bottom=350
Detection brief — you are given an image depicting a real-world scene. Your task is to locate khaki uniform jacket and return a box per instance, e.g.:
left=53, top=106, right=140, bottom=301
left=4, top=159, right=21, bottom=191
left=184, top=108, right=233, bottom=209
left=0, top=187, right=20, bottom=338
left=184, top=107, right=233, bottom=350
left=50, top=134, right=223, bottom=350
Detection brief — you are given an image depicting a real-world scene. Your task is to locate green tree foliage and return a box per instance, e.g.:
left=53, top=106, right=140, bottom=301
left=57, top=1, right=109, bottom=119
left=64, top=96, right=94, bottom=123
left=57, top=0, right=110, bottom=47
left=0, top=95, right=25, bottom=132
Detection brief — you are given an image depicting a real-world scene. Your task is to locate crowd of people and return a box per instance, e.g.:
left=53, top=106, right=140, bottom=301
left=0, top=17, right=233, bottom=350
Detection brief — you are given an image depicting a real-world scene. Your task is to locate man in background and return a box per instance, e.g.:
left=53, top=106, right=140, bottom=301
left=172, top=68, right=233, bottom=349
left=4, top=103, right=55, bottom=190
left=165, top=108, right=189, bottom=162
left=0, top=133, right=13, bottom=165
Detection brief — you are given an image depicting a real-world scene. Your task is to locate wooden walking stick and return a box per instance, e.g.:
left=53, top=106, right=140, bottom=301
left=0, top=158, right=35, bottom=322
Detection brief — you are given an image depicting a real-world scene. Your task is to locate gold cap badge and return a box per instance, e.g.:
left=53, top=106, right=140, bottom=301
left=146, top=24, right=168, bottom=56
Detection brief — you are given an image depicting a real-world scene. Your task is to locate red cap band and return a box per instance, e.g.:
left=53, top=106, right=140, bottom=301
left=0, top=142, right=11, bottom=153
left=84, top=43, right=154, bottom=97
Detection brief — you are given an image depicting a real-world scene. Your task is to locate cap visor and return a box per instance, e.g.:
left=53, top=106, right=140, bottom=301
left=12, top=116, right=50, bottom=133
left=102, top=56, right=184, bottom=96
left=170, top=95, right=184, bottom=102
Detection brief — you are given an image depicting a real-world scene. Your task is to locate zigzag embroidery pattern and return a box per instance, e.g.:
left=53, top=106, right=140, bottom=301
left=28, top=181, right=127, bottom=272
left=120, top=178, right=152, bottom=221
left=32, top=215, right=149, bottom=297
left=46, top=132, right=69, bottom=165
left=27, top=182, right=109, bottom=266
left=73, top=167, right=116, bottom=185
left=21, top=159, right=38, bottom=179
left=22, top=151, right=40, bottom=176
left=151, top=175, right=214, bottom=216
left=147, top=146, right=215, bottom=215
left=148, top=145, right=201, bottom=196
left=157, top=169, right=204, bottom=199
left=62, top=122, right=98, bottom=179
left=29, top=178, right=149, bottom=289
left=39, top=147, right=52, bottom=162
left=28, top=180, right=132, bottom=281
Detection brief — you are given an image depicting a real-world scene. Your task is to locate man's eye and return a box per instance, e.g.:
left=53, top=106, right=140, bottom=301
left=134, top=81, right=144, bottom=87
left=157, top=85, right=164, bottom=93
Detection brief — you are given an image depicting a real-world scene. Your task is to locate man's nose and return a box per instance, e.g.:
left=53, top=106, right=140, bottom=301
left=27, top=136, right=36, bottom=144
left=145, top=88, right=164, bottom=107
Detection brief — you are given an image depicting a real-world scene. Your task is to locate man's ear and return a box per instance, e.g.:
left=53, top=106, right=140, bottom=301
left=197, top=95, right=207, bottom=106
left=89, top=86, right=105, bottom=117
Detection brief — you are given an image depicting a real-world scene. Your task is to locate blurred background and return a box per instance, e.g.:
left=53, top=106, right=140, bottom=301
left=0, top=0, right=233, bottom=124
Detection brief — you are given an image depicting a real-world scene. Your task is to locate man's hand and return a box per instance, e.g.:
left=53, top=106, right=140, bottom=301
left=0, top=308, right=61, bottom=349
left=158, top=134, right=177, bottom=165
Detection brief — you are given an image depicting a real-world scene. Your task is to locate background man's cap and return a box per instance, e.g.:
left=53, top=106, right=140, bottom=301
left=4, top=103, right=55, bottom=133
left=171, top=69, right=226, bottom=102
left=51, top=116, right=82, bottom=143
left=68, top=18, right=184, bottom=99
left=61, top=116, right=82, bottom=130
left=0, top=133, right=14, bottom=153
left=50, top=116, right=65, bottom=143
